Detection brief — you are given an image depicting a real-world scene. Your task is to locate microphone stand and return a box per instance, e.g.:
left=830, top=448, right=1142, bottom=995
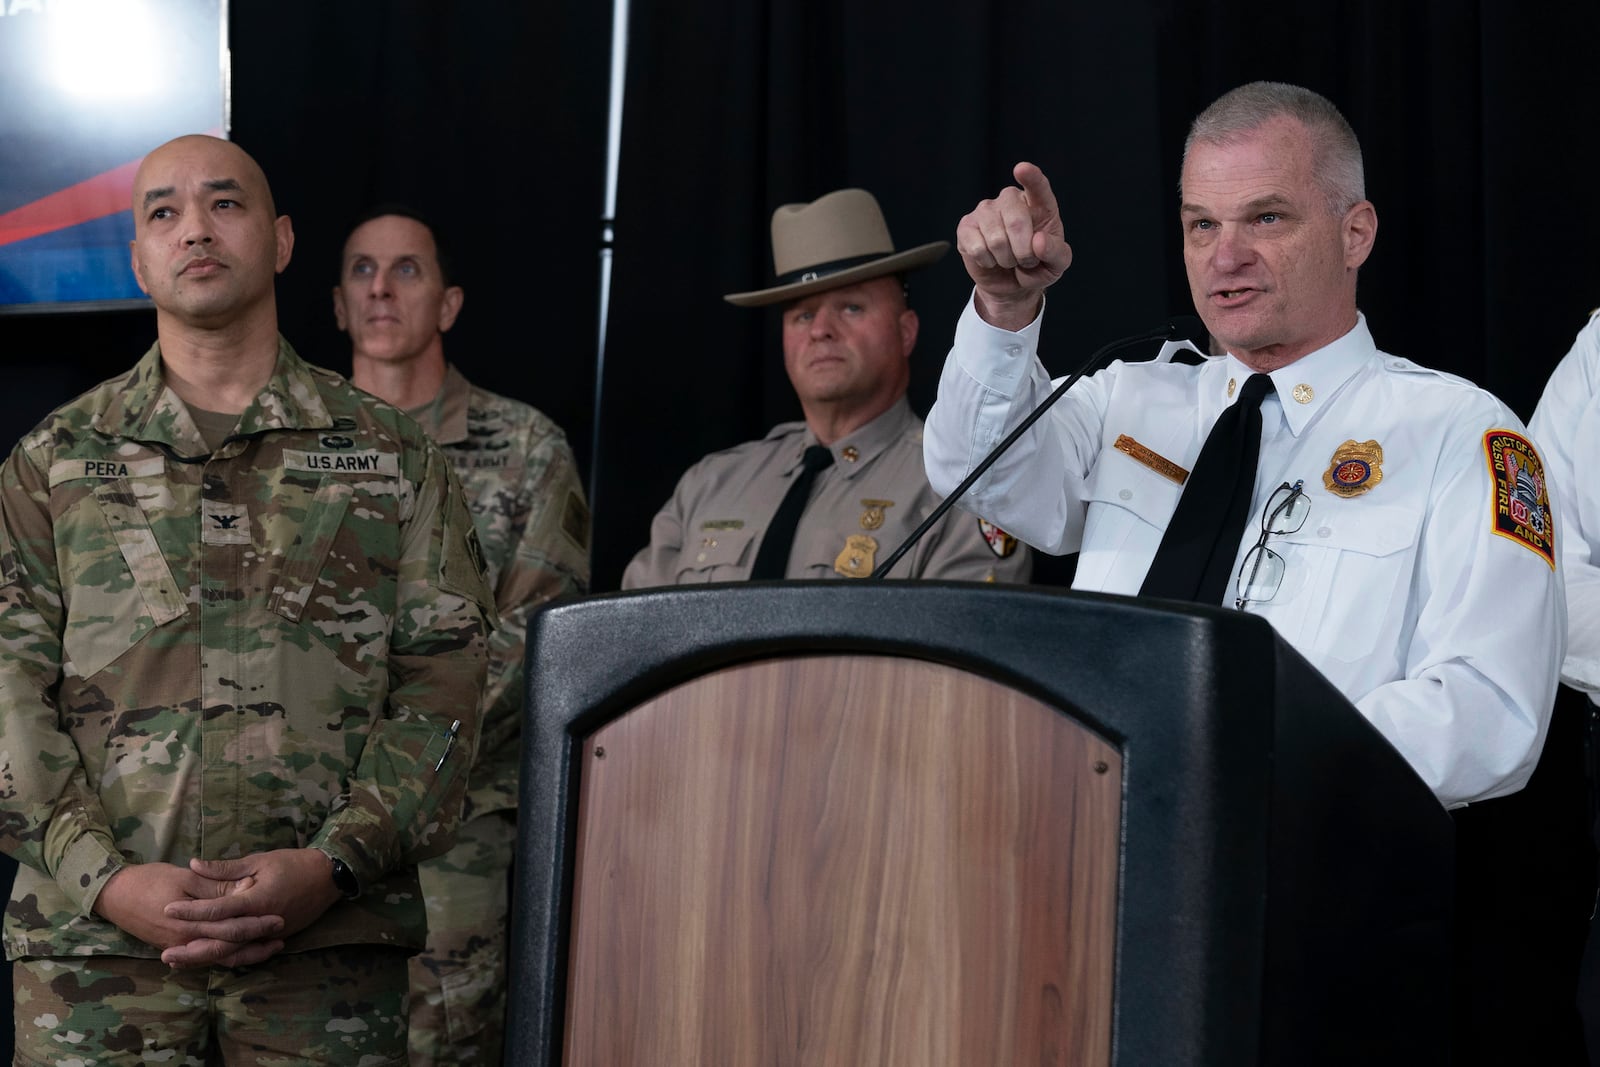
left=869, top=320, right=1191, bottom=579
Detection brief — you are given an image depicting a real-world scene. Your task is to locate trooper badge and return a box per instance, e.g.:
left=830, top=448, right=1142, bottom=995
left=1323, top=439, right=1384, bottom=498
left=859, top=499, right=893, bottom=531
left=835, top=534, right=879, bottom=578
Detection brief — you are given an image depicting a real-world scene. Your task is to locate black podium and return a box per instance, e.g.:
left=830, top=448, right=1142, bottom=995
left=507, top=582, right=1452, bottom=1065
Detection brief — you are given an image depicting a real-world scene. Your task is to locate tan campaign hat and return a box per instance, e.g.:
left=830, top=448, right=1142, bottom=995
left=723, top=188, right=949, bottom=307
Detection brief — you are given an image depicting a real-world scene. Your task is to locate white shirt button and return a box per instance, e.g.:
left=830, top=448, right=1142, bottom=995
left=1119, top=489, right=1133, bottom=501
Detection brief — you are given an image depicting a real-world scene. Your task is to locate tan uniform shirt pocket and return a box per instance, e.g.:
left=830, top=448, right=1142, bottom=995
left=677, top=528, right=755, bottom=582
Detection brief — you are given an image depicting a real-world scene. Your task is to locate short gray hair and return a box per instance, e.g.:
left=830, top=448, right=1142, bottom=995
left=1183, top=81, right=1365, bottom=217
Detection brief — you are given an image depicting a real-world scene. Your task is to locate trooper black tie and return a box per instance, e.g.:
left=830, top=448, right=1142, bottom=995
left=750, top=444, right=834, bottom=579
left=1139, top=373, right=1275, bottom=604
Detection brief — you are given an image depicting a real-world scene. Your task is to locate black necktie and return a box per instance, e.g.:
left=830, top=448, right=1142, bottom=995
left=750, top=444, right=834, bottom=579
left=1139, top=373, right=1275, bottom=604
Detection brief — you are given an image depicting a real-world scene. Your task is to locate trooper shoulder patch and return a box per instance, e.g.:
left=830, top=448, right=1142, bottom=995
left=977, top=518, right=1018, bottom=558
left=1484, top=429, right=1555, bottom=568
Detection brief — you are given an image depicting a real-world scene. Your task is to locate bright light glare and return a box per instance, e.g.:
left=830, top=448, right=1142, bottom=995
left=47, top=0, right=165, bottom=102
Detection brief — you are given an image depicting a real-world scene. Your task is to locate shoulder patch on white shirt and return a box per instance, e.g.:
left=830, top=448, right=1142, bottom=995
left=1484, top=430, right=1555, bottom=568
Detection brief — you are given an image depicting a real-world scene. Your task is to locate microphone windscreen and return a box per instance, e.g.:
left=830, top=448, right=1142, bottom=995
left=1167, top=314, right=1210, bottom=348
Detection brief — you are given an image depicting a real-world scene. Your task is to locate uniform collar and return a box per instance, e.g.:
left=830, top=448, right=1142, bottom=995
left=93, top=336, right=333, bottom=455
left=791, top=395, right=915, bottom=477
left=418, top=363, right=472, bottom=445
left=1217, top=313, right=1377, bottom=437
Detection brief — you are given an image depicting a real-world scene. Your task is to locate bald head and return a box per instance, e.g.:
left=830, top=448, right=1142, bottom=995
left=133, top=135, right=277, bottom=220
left=129, top=134, right=293, bottom=329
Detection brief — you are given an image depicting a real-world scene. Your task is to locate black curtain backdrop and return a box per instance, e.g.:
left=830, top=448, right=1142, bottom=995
left=2, top=2, right=1596, bottom=592
left=0, top=1, right=1598, bottom=1062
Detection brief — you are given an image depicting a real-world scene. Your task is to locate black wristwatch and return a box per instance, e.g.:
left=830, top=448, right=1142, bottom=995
left=329, top=856, right=361, bottom=900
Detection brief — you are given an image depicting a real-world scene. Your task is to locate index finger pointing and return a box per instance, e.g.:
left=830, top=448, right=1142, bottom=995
left=1012, top=161, right=1058, bottom=217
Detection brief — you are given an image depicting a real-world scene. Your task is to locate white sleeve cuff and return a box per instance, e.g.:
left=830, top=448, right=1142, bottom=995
left=952, top=290, right=1046, bottom=395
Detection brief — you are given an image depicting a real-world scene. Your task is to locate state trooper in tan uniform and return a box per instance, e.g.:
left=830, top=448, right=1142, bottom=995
left=334, top=206, right=590, bottom=1067
left=622, top=189, right=1030, bottom=587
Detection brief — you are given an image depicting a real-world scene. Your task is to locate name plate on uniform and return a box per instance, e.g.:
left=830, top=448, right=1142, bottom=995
left=1112, top=435, right=1189, bottom=484
left=282, top=450, right=400, bottom=476
left=49, top=457, right=165, bottom=486
left=451, top=452, right=517, bottom=472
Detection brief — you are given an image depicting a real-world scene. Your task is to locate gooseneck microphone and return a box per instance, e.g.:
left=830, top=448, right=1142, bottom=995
left=869, top=315, right=1207, bottom=579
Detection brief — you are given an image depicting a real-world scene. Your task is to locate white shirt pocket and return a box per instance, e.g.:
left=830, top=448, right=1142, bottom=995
left=1075, top=450, right=1186, bottom=595
left=1256, top=500, right=1422, bottom=680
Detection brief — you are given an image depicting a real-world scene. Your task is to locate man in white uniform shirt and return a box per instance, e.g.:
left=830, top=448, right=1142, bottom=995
left=1529, top=307, right=1600, bottom=1060
left=924, top=80, right=1563, bottom=808
left=1533, top=309, right=1600, bottom=715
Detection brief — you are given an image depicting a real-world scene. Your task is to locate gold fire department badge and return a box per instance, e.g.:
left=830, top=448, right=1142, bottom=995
left=1323, top=440, right=1384, bottom=498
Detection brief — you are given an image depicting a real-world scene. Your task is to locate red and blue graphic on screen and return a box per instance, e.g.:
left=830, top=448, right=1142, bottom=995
left=0, top=0, right=225, bottom=310
left=0, top=159, right=146, bottom=306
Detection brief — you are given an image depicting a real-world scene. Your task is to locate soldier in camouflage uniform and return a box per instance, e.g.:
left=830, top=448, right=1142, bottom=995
left=0, top=136, right=492, bottom=1065
left=335, top=207, right=591, bottom=1066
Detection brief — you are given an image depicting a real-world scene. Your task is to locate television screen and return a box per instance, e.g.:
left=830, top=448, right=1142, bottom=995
left=0, top=0, right=228, bottom=313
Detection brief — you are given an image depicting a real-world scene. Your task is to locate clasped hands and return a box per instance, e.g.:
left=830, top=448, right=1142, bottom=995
left=93, top=847, right=342, bottom=969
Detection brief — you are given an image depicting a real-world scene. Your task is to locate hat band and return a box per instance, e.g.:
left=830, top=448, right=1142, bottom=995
left=774, top=252, right=892, bottom=288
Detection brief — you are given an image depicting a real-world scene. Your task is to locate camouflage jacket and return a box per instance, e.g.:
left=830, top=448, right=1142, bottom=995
left=0, top=339, right=491, bottom=959
left=412, top=365, right=589, bottom=818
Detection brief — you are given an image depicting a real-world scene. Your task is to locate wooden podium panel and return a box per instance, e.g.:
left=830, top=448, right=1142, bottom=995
left=561, top=653, right=1121, bottom=1066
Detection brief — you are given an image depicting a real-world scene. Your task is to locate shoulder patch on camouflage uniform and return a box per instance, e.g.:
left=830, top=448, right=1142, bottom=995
left=438, top=467, right=497, bottom=621
left=0, top=508, right=17, bottom=586
left=1483, top=429, right=1555, bottom=568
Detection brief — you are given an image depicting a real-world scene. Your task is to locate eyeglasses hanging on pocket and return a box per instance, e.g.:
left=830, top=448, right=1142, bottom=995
left=1235, top=480, right=1310, bottom=610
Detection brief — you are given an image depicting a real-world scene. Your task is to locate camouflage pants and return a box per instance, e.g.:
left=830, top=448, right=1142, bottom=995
left=408, top=808, right=514, bottom=1067
left=12, top=944, right=411, bottom=1065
